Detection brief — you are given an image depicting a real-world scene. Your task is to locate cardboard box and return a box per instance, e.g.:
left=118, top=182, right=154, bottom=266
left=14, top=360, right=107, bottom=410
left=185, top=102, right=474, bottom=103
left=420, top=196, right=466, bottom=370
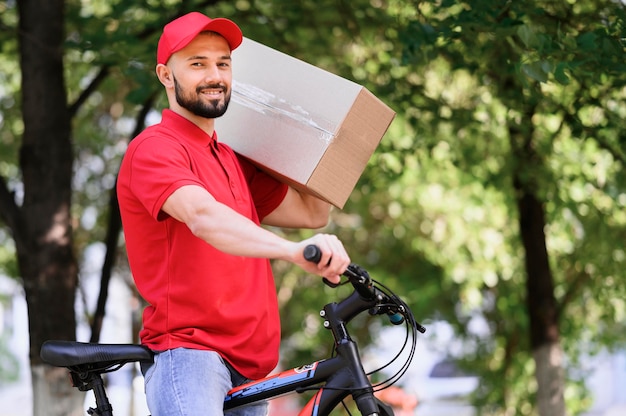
left=216, top=38, right=396, bottom=208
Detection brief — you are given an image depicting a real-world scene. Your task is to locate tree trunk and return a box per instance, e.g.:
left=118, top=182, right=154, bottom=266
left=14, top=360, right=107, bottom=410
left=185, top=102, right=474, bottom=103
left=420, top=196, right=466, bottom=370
left=511, top=114, right=566, bottom=416
left=516, top=188, right=566, bottom=416
left=16, top=0, right=83, bottom=414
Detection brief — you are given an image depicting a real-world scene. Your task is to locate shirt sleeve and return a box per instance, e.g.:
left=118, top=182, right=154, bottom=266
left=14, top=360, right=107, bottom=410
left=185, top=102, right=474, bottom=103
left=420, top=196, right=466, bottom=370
left=237, top=155, right=288, bottom=221
left=125, top=135, right=203, bottom=221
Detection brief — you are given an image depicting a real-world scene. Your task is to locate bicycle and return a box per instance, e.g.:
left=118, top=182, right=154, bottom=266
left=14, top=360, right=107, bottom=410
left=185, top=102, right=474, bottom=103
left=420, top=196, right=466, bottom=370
left=40, top=245, right=426, bottom=416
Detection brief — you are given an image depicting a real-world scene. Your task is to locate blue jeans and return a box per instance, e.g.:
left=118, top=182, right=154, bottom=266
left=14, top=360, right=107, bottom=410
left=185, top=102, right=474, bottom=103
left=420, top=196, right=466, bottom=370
left=142, top=348, right=268, bottom=416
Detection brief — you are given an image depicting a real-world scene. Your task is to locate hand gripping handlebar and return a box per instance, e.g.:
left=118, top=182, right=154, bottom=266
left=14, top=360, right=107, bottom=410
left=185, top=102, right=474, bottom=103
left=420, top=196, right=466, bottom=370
left=303, top=244, right=413, bottom=327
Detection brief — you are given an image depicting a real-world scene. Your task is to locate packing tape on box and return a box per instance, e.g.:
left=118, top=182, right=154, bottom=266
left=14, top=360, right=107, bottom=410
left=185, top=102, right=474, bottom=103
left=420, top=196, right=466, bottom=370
left=232, top=81, right=335, bottom=144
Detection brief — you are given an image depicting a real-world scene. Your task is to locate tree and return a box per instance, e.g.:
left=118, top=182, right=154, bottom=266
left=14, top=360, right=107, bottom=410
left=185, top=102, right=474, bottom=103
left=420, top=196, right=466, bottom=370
left=370, top=0, right=626, bottom=414
left=1, top=0, right=172, bottom=413
left=1, top=0, right=83, bottom=413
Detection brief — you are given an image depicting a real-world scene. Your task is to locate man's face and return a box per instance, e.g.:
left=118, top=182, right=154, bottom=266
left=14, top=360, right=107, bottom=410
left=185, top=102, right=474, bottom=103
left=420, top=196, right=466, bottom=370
left=169, top=32, right=233, bottom=119
left=173, top=73, right=231, bottom=118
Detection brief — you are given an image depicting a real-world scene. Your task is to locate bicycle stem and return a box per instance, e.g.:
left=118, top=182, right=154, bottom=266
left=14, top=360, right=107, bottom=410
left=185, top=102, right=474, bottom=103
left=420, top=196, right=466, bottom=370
left=320, top=290, right=379, bottom=341
left=318, top=291, right=384, bottom=415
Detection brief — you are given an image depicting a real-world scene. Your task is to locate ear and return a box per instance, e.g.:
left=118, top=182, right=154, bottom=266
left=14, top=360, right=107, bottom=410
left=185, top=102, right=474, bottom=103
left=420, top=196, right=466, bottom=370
left=156, top=64, right=174, bottom=88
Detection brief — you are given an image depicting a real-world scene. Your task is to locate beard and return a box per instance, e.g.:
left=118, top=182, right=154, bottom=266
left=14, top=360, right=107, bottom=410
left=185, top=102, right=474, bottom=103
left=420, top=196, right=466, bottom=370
left=173, top=76, right=231, bottom=119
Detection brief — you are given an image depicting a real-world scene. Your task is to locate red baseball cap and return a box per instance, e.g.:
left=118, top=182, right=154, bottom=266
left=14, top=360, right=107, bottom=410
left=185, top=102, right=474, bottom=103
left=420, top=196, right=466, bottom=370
left=157, top=12, right=243, bottom=65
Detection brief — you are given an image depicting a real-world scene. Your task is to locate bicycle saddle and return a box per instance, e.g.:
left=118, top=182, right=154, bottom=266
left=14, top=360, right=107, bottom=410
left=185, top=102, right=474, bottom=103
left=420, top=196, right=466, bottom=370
left=41, top=340, right=153, bottom=368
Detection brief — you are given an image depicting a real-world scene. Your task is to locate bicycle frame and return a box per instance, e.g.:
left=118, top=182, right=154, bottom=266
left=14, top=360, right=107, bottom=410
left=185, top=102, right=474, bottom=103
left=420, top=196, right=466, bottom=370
left=224, top=279, right=398, bottom=415
left=225, top=337, right=384, bottom=415
left=41, top=259, right=420, bottom=416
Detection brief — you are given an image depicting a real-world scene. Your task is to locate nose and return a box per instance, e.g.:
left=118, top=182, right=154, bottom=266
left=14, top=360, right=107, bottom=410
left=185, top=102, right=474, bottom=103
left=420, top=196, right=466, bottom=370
left=203, top=64, right=224, bottom=84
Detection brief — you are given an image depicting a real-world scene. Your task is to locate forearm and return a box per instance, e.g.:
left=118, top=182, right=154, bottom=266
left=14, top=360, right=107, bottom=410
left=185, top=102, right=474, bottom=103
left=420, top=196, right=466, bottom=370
left=188, top=201, right=298, bottom=261
left=162, top=185, right=348, bottom=282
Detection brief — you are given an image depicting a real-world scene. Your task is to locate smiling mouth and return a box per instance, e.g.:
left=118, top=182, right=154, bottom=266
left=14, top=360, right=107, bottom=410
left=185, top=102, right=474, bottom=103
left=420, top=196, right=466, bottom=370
left=198, top=85, right=226, bottom=97
left=201, top=91, right=223, bottom=101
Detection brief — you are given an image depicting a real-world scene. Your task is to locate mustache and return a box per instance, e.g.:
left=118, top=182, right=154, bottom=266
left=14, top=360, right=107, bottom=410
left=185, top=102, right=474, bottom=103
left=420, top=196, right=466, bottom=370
left=196, top=83, right=227, bottom=93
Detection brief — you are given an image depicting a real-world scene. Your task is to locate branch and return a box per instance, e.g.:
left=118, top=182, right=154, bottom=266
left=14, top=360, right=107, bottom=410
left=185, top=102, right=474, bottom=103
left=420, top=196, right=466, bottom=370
left=556, top=267, right=591, bottom=322
left=89, top=91, right=158, bottom=342
left=68, top=65, right=110, bottom=118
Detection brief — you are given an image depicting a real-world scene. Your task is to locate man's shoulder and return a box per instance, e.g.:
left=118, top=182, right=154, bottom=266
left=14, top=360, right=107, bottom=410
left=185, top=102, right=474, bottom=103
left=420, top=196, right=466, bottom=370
left=130, top=124, right=183, bottom=149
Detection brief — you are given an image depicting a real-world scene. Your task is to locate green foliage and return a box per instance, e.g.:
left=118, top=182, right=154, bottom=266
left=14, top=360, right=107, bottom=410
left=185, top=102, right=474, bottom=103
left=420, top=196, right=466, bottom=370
left=384, top=0, right=626, bottom=414
left=0, top=3, right=21, bottom=168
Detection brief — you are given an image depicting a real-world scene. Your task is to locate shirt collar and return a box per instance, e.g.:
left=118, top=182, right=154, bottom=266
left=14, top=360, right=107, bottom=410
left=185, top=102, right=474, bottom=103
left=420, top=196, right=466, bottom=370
left=161, top=109, right=217, bottom=146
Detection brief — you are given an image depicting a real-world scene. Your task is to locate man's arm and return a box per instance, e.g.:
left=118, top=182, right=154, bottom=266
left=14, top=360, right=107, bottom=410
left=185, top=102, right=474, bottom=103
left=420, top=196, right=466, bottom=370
left=262, top=187, right=332, bottom=229
left=161, top=184, right=348, bottom=283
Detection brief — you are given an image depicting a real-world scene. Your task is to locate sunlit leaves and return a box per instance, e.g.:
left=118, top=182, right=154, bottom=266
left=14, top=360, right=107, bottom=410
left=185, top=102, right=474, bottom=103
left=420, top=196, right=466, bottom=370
left=368, top=0, right=626, bottom=414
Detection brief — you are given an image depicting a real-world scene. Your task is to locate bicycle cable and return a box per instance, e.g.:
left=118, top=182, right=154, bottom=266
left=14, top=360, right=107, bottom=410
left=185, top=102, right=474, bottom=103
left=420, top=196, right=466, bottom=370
left=367, top=278, right=421, bottom=393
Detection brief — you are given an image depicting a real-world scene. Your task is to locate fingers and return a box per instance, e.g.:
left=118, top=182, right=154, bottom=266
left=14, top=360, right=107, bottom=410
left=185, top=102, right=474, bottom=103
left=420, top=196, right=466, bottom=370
left=324, top=274, right=342, bottom=285
left=310, top=234, right=350, bottom=281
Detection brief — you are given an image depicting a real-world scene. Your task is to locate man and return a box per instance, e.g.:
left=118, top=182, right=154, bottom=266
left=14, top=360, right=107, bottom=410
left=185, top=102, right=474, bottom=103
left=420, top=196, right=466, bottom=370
left=117, top=11, right=351, bottom=416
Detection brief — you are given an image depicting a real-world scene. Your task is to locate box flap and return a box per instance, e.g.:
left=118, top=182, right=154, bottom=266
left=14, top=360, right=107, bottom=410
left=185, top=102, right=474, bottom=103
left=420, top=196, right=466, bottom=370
left=306, top=89, right=396, bottom=207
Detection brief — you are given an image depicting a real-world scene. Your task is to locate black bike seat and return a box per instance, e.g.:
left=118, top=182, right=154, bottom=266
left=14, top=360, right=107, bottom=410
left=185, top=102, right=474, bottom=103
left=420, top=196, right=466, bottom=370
left=41, top=340, right=153, bottom=368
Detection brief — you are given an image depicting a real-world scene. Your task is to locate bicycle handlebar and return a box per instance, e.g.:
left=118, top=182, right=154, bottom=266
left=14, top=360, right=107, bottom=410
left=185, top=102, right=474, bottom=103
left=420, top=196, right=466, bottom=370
left=303, top=244, right=425, bottom=415
left=304, top=244, right=374, bottom=296
left=303, top=244, right=341, bottom=288
left=303, top=244, right=417, bottom=328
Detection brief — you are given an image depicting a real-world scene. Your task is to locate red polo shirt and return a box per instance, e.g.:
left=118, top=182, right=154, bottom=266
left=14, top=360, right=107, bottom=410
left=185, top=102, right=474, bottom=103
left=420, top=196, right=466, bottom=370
left=117, top=109, right=288, bottom=379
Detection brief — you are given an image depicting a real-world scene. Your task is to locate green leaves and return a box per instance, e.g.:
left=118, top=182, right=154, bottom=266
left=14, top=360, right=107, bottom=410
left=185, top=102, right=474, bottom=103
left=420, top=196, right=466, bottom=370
left=517, top=22, right=557, bottom=52
left=521, top=60, right=551, bottom=83
left=371, top=0, right=626, bottom=413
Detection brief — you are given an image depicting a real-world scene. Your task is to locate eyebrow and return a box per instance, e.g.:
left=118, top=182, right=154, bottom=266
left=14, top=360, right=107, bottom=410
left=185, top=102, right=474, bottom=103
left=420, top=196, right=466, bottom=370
left=186, top=55, right=232, bottom=61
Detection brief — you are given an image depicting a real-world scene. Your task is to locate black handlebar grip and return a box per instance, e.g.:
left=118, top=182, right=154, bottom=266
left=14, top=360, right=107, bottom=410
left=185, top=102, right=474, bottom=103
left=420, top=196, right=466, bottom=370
left=303, top=244, right=340, bottom=288
left=303, top=244, right=322, bottom=263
